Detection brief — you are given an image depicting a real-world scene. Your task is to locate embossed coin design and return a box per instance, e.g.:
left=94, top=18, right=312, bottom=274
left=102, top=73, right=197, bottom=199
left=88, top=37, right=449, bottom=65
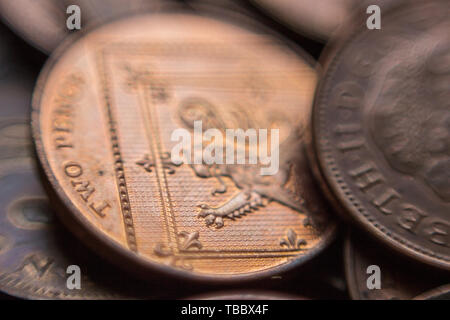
left=33, top=13, right=336, bottom=281
left=312, top=0, right=450, bottom=270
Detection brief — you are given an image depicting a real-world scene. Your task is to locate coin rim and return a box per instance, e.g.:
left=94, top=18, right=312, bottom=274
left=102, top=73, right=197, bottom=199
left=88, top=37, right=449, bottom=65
left=413, top=284, right=450, bottom=300
left=343, top=233, right=363, bottom=300
left=249, top=0, right=338, bottom=42
left=185, top=290, right=306, bottom=300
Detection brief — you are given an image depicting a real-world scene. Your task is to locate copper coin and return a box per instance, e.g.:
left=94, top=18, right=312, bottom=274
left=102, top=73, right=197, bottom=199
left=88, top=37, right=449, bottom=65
left=414, top=284, right=450, bottom=300
left=312, top=0, right=450, bottom=270
left=33, top=12, right=336, bottom=281
left=344, top=233, right=450, bottom=300
left=0, top=0, right=164, bottom=53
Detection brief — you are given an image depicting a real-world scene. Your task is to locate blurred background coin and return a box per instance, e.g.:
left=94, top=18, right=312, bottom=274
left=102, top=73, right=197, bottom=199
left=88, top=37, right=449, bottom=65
left=187, top=290, right=306, bottom=300
left=33, top=11, right=336, bottom=281
left=414, top=284, right=450, bottom=300
left=249, top=0, right=354, bottom=41
left=311, top=0, right=450, bottom=270
left=345, top=232, right=450, bottom=300
left=248, top=0, right=392, bottom=42
left=0, top=0, right=165, bottom=54
left=0, top=75, right=34, bottom=161
left=0, top=157, right=163, bottom=299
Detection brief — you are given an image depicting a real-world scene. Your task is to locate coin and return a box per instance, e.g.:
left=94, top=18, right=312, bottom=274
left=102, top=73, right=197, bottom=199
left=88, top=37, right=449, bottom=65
left=0, top=157, right=158, bottom=299
left=0, top=75, right=34, bottom=161
left=344, top=233, right=450, bottom=300
left=312, top=0, right=450, bottom=269
left=33, top=12, right=336, bottom=281
left=414, top=284, right=450, bottom=300
left=250, top=0, right=394, bottom=42
left=0, top=0, right=164, bottom=53
left=250, top=0, right=354, bottom=41
left=187, top=291, right=306, bottom=300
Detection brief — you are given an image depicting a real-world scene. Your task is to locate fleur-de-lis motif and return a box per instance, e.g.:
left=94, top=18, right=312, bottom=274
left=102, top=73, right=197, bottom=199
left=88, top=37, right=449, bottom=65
left=160, top=152, right=180, bottom=174
left=123, top=64, right=154, bottom=91
left=136, top=154, right=155, bottom=173
left=178, top=231, right=202, bottom=251
left=153, top=243, right=192, bottom=270
left=136, top=152, right=180, bottom=174
left=122, top=63, right=169, bottom=103
left=153, top=230, right=202, bottom=270
left=280, top=229, right=307, bottom=249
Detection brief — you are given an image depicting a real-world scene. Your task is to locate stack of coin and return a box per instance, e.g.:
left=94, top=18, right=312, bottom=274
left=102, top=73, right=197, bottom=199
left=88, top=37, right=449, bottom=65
left=0, top=0, right=448, bottom=300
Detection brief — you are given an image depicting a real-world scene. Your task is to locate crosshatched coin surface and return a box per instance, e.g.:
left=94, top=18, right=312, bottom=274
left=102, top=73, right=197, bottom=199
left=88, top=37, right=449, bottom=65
left=0, top=0, right=163, bottom=53
left=33, top=13, right=336, bottom=280
left=312, top=0, right=450, bottom=270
